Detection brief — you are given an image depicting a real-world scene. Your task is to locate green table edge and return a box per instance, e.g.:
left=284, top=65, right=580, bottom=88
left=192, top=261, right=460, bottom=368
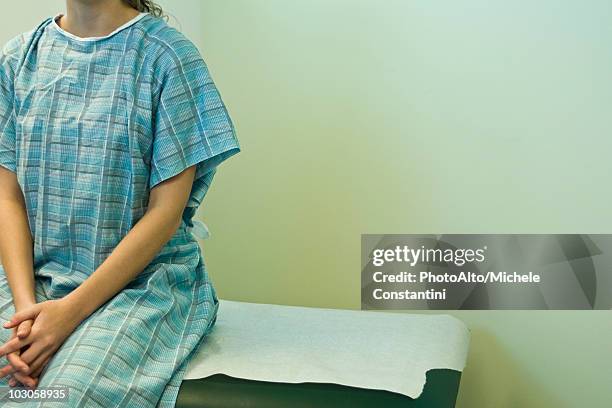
left=177, top=368, right=462, bottom=408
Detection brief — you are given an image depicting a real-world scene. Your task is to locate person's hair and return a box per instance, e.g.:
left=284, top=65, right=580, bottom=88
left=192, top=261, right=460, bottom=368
left=123, top=0, right=165, bottom=18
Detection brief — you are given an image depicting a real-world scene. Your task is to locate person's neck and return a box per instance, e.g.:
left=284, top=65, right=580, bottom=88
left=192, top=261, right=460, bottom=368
left=60, top=0, right=140, bottom=38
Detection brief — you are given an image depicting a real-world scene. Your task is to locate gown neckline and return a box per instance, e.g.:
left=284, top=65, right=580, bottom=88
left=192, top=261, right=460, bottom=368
left=50, top=11, right=148, bottom=42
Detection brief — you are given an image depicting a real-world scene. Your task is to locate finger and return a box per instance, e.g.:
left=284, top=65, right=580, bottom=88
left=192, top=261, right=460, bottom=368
left=7, top=352, right=29, bottom=374
left=3, top=307, right=39, bottom=329
left=11, top=370, right=36, bottom=388
left=0, top=336, right=32, bottom=358
left=0, top=362, right=15, bottom=378
left=8, top=377, right=16, bottom=387
left=31, top=362, right=46, bottom=379
left=16, top=320, right=33, bottom=339
left=0, top=352, right=28, bottom=377
left=29, top=353, right=51, bottom=379
left=22, top=352, right=50, bottom=390
left=18, top=341, right=49, bottom=371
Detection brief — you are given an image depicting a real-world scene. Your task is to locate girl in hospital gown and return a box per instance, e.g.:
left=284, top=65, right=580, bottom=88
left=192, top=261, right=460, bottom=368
left=0, top=10, right=240, bottom=407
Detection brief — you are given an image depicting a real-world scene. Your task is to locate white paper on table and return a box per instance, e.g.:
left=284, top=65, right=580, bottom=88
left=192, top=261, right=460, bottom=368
left=184, top=299, right=470, bottom=399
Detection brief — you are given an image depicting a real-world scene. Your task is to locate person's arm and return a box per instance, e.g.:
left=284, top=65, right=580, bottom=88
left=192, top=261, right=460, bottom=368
left=65, top=164, right=197, bottom=321
left=0, top=165, right=197, bottom=378
left=0, top=35, right=41, bottom=386
left=0, top=167, right=36, bottom=312
left=0, top=166, right=40, bottom=386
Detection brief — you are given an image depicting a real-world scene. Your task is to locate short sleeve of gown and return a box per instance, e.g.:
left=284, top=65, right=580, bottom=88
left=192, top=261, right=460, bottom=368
left=149, top=42, right=241, bottom=219
left=0, top=36, right=20, bottom=174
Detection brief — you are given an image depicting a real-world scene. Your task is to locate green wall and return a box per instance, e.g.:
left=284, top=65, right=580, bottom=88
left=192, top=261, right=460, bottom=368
left=4, top=1, right=612, bottom=407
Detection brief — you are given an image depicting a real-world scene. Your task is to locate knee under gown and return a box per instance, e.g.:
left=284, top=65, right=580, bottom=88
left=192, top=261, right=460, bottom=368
left=0, top=11, right=240, bottom=407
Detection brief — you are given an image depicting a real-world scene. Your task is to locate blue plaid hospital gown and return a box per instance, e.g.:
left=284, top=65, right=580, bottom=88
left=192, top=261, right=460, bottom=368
left=0, top=11, right=240, bottom=407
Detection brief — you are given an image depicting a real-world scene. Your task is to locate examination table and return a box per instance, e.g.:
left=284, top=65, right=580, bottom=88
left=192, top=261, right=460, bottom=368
left=176, top=300, right=470, bottom=408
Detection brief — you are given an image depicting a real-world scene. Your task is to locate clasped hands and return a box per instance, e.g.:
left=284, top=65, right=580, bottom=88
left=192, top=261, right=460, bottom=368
left=0, top=299, right=81, bottom=388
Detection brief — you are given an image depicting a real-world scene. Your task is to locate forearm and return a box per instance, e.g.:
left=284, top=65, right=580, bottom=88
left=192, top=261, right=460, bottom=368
left=63, top=206, right=182, bottom=321
left=0, top=197, right=36, bottom=312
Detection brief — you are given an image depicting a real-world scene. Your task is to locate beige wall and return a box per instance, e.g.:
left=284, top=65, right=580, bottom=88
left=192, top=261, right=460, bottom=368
left=2, top=1, right=611, bottom=407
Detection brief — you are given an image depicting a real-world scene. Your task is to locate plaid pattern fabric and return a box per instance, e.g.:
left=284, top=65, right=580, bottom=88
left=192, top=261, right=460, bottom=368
left=0, top=12, right=240, bottom=407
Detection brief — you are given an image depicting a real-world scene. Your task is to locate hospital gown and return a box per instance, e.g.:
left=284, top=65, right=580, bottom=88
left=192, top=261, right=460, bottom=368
left=0, top=11, right=240, bottom=407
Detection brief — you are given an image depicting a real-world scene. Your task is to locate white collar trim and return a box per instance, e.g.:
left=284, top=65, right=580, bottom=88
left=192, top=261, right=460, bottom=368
left=51, top=12, right=148, bottom=42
